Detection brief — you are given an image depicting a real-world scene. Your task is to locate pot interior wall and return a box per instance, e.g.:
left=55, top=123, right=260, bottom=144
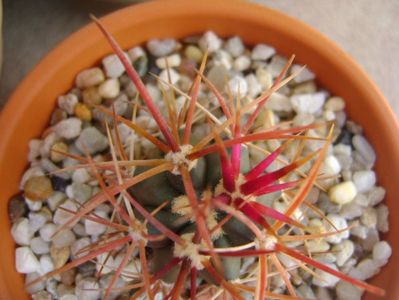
left=0, top=1, right=398, bottom=299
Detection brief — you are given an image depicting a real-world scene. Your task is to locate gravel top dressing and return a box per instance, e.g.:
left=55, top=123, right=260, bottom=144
left=9, top=26, right=391, bottom=300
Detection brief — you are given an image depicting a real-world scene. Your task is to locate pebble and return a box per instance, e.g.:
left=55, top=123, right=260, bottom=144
left=50, top=108, right=67, bottom=125
left=98, top=78, right=120, bottom=99
left=66, top=183, right=92, bottom=203
left=39, top=223, right=57, bottom=242
left=198, top=31, right=222, bottom=53
left=102, top=53, right=130, bottom=78
left=28, top=140, right=43, bottom=162
left=367, top=186, right=386, bottom=206
left=372, top=241, right=392, bottom=267
left=328, top=181, right=357, bottom=205
left=233, top=55, right=251, bottom=72
left=54, top=118, right=82, bottom=139
left=53, top=200, right=78, bottom=225
left=352, top=134, right=376, bottom=166
left=39, top=255, right=55, bottom=275
left=29, top=211, right=50, bottom=233
left=323, top=214, right=349, bottom=244
left=47, top=192, right=66, bottom=211
left=25, top=272, right=45, bottom=294
left=52, top=229, right=76, bottom=248
left=84, top=211, right=108, bottom=236
left=113, top=94, right=129, bottom=116
left=72, top=168, right=91, bottom=184
left=268, top=55, right=288, bottom=77
left=96, top=253, right=115, bottom=275
left=8, top=194, right=27, bottom=223
left=305, top=240, right=330, bottom=253
left=71, top=238, right=91, bottom=258
left=291, top=64, right=315, bottom=83
left=349, top=258, right=379, bottom=280
left=290, top=92, right=326, bottom=114
left=224, top=36, right=244, bottom=57
left=16, top=246, right=41, bottom=273
left=376, top=204, right=389, bottom=232
left=353, top=170, right=376, bottom=193
left=12, top=218, right=34, bottom=245
left=293, top=113, right=315, bottom=126
left=245, top=74, right=262, bottom=98
left=24, top=175, right=54, bottom=202
left=360, top=228, right=380, bottom=251
left=292, top=81, right=317, bottom=95
left=74, top=103, right=92, bottom=121
left=158, top=68, right=180, bottom=90
left=336, top=281, right=363, bottom=300
left=155, top=53, right=182, bottom=69
left=61, top=268, right=76, bottom=286
left=322, top=155, right=341, bottom=176
left=333, top=240, right=354, bottom=267
left=39, top=133, right=60, bottom=158
left=256, top=66, right=272, bottom=88
left=360, top=207, right=377, bottom=228
left=75, top=127, right=109, bottom=155
left=325, top=96, right=345, bottom=111
left=75, top=68, right=105, bottom=89
left=50, top=245, right=70, bottom=269
left=50, top=142, right=68, bottom=163
left=58, top=94, right=78, bottom=115
left=75, top=278, right=101, bottom=300
left=207, top=65, right=228, bottom=91
left=184, top=45, right=203, bottom=63
left=227, top=75, right=248, bottom=97
left=82, top=86, right=102, bottom=106
left=251, top=43, right=276, bottom=60
left=213, top=49, right=233, bottom=70
left=32, top=291, right=52, bottom=300
left=312, top=263, right=340, bottom=287
left=127, top=46, right=146, bottom=62
left=146, top=38, right=177, bottom=57
left=340, top=201, right=363, bottom=220
left=26, top=198, right=43, bottom=211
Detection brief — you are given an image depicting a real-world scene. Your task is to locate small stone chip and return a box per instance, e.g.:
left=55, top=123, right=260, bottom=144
left=328, top=181, right=357, bottom=205
left=50, top=142, right=68, bottom=163
left=24, top=176, right=54, bottom=201
left=8, top=194, right=27, bottom=223
left=75, top=67, right=105, bottom=89
left=82, top=87, right=102, bottom=106
left=74, top=103, right=92, bottom=121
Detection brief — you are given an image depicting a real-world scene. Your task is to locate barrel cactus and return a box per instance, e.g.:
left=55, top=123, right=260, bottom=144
left=27, top=17, right=385, bottom=299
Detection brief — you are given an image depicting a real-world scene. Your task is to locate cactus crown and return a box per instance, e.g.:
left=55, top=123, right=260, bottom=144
left=27, top=16, right=385, bottom=300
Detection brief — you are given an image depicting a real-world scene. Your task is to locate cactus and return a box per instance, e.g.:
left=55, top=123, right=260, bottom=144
left=27, top=16, right=385, bottom=300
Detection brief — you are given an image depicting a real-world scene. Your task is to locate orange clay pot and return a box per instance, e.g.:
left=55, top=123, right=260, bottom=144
left=0, top=0, right=398, bottom=299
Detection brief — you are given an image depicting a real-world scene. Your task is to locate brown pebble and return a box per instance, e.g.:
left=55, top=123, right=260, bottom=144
left=24, top=176, right=54, bottom=201
left=74, top=103, right=92, bottom=121
left=50, top=142, right=68, bottom=163
left=82, top=86, right=102, bottom=106
left=60, top=268, right=76, bottom=286
left=50, top=108, right=67, bottom=125
left=50, top=245, right=70, bottom=269
left=8, top=194, right=27, bottom=223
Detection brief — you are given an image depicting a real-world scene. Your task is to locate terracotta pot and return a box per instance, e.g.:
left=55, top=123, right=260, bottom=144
left=0, top=0, right=398, bottom=299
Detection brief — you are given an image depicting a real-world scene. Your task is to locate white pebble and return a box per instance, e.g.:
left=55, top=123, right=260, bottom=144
left=52, top=229, right=76, bottom=248
left=353, top=170, right=376, bottom=193
left=121, top=260, right=141, bottom=281
left=102, top=53, right=131, bottom=78
left=39, top=132, right=60, bottom=158
left=12, top=218, right=34, bottom=246
left=75, top=278, right=101, bottom=300
left=76, top=68, right=105, bottom=89
left=360, top=228, right=380, bottom=251
left=340, top=201, right=363, bottom=219
left=96, top=253, right=115, bottom=275
left=85, top=211, right=108, bottom=236
left=198, top=31, right=222, bottom=53
left=25, top=272, right=45, bottom=294
left=155, top=53, right=181, bottom=69
left=224, top=36, right=244, bottom=57
left=333, top=144, right=352, bottom=156
left=245, top=74, right=262, bottom=98
left=251, top=43, right=276, bottom=60
left=72, top=168, right=91, bottom=184
left=256, top=66, right=272, bottom=88
left=47, top=192, right=66, bottom=211
left=376, top=204, right=389, bottom=232
left=368, top=186, right=386, bottom=206
left=305, top=240, right=330, bottom=253
left=75, top=126, right=109, bottom=155
left=213, top=49, right=233, bottom=70
left=29, top=211, right=49, bottom=233
left=158, top=68, right=180, bottom=90
left=312, top=263, right=340, bottom=287
left=350, top=221, right=368, bottom=239
left=352, top=135, right=376, bottom=165
left=324, top=214, right=350, bottom=244
left=98, top=78, right=120, bottom=99
left=28, top=140, right=42, bottom=162
left=333, top=240, right=354, bottom=267
left=264, top=92, right=292, bottom=112
left=325, top=96, right=345, bottom=111
left=20, top=167, right=45, bottom=189
left=227, top=75, right=248, bottom=97
left=360, top=207, right=377, bottom=228
left=329, top=181, right=357, bottom=205
left=40, top=224, right=57, bottom=242
left=349, top=258, right=379, bottom=280
left=336, top=281, right=363, bottom=300
left=25, top=198, right=43, bottom=211
left=53, top=200, right=78, bottom=226
left=291, top=64, right=315, bottom=83
left=57, top=94, right=78, bottom=115
left=39, top=255, right=55, bottom=275
left=233, top=55, right=251, bottom=71
left=16, top=247, right=41, bottom=274
left=71, top=237, right=91, bottom=258
left=146, top=38, right=177, bottom=57
left=66, top=183, right=92, bottom=204
left=54, top=118, right=82, bottom=139
left=290, top=92, right=326, bottom=114
left=322, top=155, right=341, bottom=176
left=372, top=241, right=392, bottom=267
left=127, top=46, right=146, bottom=62
left=31, top=237, right=50, bottom=255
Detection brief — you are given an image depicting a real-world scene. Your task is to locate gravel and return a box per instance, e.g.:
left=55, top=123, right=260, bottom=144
left=9, top=31, right=391, bottom=300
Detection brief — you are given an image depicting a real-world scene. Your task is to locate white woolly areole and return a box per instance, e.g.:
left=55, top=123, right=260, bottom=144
left=174, top=233, right=206, bottom=270
left=165, top=144, right=197, bottom=175
left=215, top=175, right=256, bottom=203
left=172, top=195, right=223, bottom=240
left=255, top=233, right=277, bottom=251
left=128, top=220, right=148, bottom=245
